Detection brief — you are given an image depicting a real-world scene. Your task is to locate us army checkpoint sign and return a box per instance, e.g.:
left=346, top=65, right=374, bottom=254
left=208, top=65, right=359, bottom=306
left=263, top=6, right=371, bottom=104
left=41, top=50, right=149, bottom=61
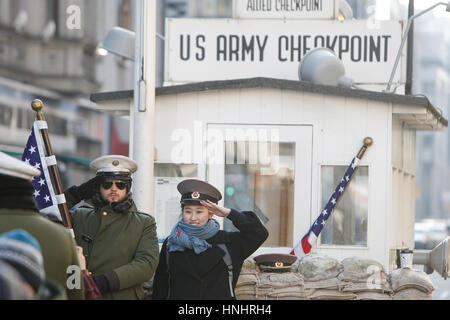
left=232, top=0, right=338, bottom=20
left=164, top=19, right=403, bottom=84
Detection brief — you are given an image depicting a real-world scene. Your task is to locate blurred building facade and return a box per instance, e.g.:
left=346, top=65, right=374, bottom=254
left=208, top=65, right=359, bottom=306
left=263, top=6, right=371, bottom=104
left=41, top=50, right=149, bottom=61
left=0, top=0, right=135, bottom=186
left=413, top=16, right=450, bottom=221
left=345, top=0, right=450, bottom=222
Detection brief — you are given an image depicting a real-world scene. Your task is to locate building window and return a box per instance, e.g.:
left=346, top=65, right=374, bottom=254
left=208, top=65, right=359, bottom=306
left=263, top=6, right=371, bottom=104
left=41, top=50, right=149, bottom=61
left=224, top=141, right=295, bottom=247
left=154, top=163, right=198, bottom=240
left=0, top=103, right=13, bottom=127
left=165, top=0, right=189, bottom=18
left=118, top=0, right=132, bottom=30
left=48, top=0, right=58, bottom=37
left=319, top=165, right=369, bottom=247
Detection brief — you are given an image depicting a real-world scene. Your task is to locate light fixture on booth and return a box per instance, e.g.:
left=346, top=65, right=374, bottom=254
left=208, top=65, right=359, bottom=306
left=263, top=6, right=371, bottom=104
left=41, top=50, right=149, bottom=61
left=101, top=26, right=136, bottom=61
left=413, top=237, right=450, bottom=279
left=100, top=26, right=165, bottom=60
left=385, top=1, right=450, bottom=92
left=298, top=47, right=355, bottom=88
left=338, top=0, right=354, bottom=21
left=95, top=44, right=109, bottom=57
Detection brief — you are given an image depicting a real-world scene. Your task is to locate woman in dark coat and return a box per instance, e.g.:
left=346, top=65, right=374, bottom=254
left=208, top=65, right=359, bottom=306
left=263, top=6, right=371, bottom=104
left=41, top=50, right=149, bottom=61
left=152, top=179, right=268, bottom=300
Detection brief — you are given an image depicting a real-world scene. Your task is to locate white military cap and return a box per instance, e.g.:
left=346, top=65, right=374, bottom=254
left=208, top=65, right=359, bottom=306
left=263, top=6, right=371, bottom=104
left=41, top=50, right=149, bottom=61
left=90, top=155, right=138, bottom=175
left=0, top=151, right=40, bottom=181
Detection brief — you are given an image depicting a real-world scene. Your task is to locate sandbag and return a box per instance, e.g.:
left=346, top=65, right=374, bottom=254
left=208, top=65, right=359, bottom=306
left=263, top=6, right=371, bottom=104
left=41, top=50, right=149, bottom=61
left=356, top=292, right=393, bottom=300
left=307, top=289, right=357, bottom=300
left=235, top=286, right=257, bottom=300
left=304, top=277, right=340, bottom=290
left=258, top=272, right=304, bottom=288
left=392, top=288, right=433, bottom=300
left=241, top=257, right=258, bottom=272
left=236, top=272, right=259, bottom=286
left=339, top=257, right=387, bottom=282
left=340, top=281, right=392, bottom=293
left=258, top=286, right=311, bottom=300
left=389, top=268, right=435, bottom=294
left=295, top=254, right=343, bottom=281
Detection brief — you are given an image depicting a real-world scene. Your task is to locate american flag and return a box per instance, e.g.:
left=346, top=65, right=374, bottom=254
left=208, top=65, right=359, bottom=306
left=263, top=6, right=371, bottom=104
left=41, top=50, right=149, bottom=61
left=21, top=121, right=62, bottom=221
left=290, top=157, right=360, bottom=257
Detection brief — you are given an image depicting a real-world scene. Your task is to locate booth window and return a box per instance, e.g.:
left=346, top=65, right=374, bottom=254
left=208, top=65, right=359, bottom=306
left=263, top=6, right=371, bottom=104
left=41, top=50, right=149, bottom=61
left=154, top=163, right=197, bottom=178
left=223, top=141, right=295, bottom=247
left=319, top=165, right=368, bottom=247
left=154, top=163, right=198, bottom=240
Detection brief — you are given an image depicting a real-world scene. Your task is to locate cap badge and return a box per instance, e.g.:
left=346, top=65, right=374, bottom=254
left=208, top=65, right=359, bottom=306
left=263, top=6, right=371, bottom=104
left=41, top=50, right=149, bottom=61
left=192, top=192, right=200, bottom=199
left=112, top=160, right=119, bottom=166
left=275, top=261, right=284, bottom=267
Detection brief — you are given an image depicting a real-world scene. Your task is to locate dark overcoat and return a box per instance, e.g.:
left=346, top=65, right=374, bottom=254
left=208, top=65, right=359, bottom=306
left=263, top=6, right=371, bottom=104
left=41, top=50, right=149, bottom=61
left=152, top=209, right=268, bottom=300
left=71, top=202, right=159, bottom=300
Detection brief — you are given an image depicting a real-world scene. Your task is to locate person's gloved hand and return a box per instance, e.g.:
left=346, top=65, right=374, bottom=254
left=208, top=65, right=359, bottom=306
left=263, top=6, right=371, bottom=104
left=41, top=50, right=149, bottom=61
left=64, top=175, right=102, bottom=206
left=91, top=271, right=120, bottom=295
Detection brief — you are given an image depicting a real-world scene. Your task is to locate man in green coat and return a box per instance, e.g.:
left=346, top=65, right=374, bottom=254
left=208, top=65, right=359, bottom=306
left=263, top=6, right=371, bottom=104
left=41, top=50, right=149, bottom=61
left=0, top=151, right=84, bottom=300
left=64, top=155, right=159, bottom=300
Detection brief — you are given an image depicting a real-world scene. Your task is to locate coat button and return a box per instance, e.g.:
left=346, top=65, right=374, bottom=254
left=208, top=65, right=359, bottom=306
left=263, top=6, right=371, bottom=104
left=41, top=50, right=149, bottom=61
left=103, top=211, right=108, bottom=216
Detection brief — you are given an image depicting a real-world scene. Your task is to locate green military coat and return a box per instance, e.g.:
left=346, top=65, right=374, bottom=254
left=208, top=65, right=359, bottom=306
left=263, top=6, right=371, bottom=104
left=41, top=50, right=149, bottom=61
left=0, top=208, right=84, bottom=300
left=71, top=202, right=159, bottom=300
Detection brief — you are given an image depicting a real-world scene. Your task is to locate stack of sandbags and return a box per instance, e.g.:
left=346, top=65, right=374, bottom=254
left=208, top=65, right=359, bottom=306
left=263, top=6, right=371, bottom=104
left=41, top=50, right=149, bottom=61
left=235, top=258, right=260, bottom=300
left=236, top=255, right=435, bottom=300
left=293, top=254, right=354, bottom=300
left=390, top=268, right=435, bottom=300
left=338, top=257, right=393, bottom=300
left=235, top=257, right=306, bottom=300
left=256, top=272, right=306, bottom=300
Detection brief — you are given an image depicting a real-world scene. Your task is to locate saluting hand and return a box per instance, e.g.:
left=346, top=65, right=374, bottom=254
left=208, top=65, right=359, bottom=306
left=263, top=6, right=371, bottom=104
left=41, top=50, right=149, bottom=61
left=200, top=200, right=231, bottom=217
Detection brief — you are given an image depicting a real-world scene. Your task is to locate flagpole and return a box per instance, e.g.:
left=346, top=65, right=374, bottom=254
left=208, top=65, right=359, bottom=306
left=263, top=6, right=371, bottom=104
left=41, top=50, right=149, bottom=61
left=290, top=136, right=373, bottom=257
left=31, top=99, right=73, bottom=231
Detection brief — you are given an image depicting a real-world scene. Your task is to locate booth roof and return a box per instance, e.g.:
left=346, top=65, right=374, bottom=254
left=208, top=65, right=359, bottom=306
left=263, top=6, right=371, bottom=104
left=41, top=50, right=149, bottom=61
left=90, top=77, right=448, bottom=128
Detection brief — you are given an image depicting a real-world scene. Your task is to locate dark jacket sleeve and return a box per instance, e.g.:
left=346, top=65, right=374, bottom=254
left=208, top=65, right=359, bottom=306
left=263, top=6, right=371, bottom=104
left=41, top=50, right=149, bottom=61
left=226, top=209, right=269, bottom=261
left=151, top=240, right=169, bottom=300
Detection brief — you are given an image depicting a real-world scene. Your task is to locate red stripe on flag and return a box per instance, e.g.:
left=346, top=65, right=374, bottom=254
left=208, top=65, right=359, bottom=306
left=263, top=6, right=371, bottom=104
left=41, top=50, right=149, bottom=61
left=301, top=235, right=312, bottom=254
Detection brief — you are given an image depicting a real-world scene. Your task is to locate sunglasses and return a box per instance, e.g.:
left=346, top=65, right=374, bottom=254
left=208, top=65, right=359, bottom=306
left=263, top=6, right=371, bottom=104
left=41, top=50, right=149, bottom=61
left=101, top=181, right=127, bottom=190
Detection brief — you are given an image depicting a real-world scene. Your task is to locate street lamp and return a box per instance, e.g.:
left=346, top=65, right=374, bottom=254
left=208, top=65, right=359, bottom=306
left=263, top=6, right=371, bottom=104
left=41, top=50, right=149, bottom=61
left=98, top=2, right=157, bottom=214
left=101, top=26, right=136, bottom=61
left=101, top=26, right=165, bottom=61
left=385, top=1, right=450, bottom=92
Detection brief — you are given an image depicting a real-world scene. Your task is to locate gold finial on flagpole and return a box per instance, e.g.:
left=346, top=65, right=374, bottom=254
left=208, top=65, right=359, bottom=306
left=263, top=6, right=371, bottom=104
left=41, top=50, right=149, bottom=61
left=31, top=99, right=45, bottom=121
left=31, top=99, right=43, bottom=112
left=357, top=137, right=373, bottom=159
left=363, top=137, right=373, bottom=147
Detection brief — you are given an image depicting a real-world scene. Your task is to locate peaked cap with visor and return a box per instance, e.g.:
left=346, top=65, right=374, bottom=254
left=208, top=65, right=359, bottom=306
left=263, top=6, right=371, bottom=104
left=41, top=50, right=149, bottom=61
left=90, top=155, right=137, bottom=182
left=177, top=179, right=222, bottom=206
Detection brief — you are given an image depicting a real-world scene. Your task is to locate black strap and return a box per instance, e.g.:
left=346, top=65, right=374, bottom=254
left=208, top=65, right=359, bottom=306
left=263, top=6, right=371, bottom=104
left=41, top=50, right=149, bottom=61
left=165, top=246, right=171, bottom=299
left=218, top=244, right=235, bottom=298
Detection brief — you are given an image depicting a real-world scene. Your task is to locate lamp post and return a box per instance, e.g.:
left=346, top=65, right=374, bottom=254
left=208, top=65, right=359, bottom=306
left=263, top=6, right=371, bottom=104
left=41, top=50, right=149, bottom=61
left=100, top=2, right=165, bottom=215
left=385, top=1, right=450, bottom=92
left=130, top=0, right=156, bottom=215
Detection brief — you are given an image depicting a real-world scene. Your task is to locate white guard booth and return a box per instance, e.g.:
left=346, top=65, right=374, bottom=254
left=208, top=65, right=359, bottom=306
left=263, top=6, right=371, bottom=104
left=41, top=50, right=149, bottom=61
left=91, top=77, right=447, bottom=272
